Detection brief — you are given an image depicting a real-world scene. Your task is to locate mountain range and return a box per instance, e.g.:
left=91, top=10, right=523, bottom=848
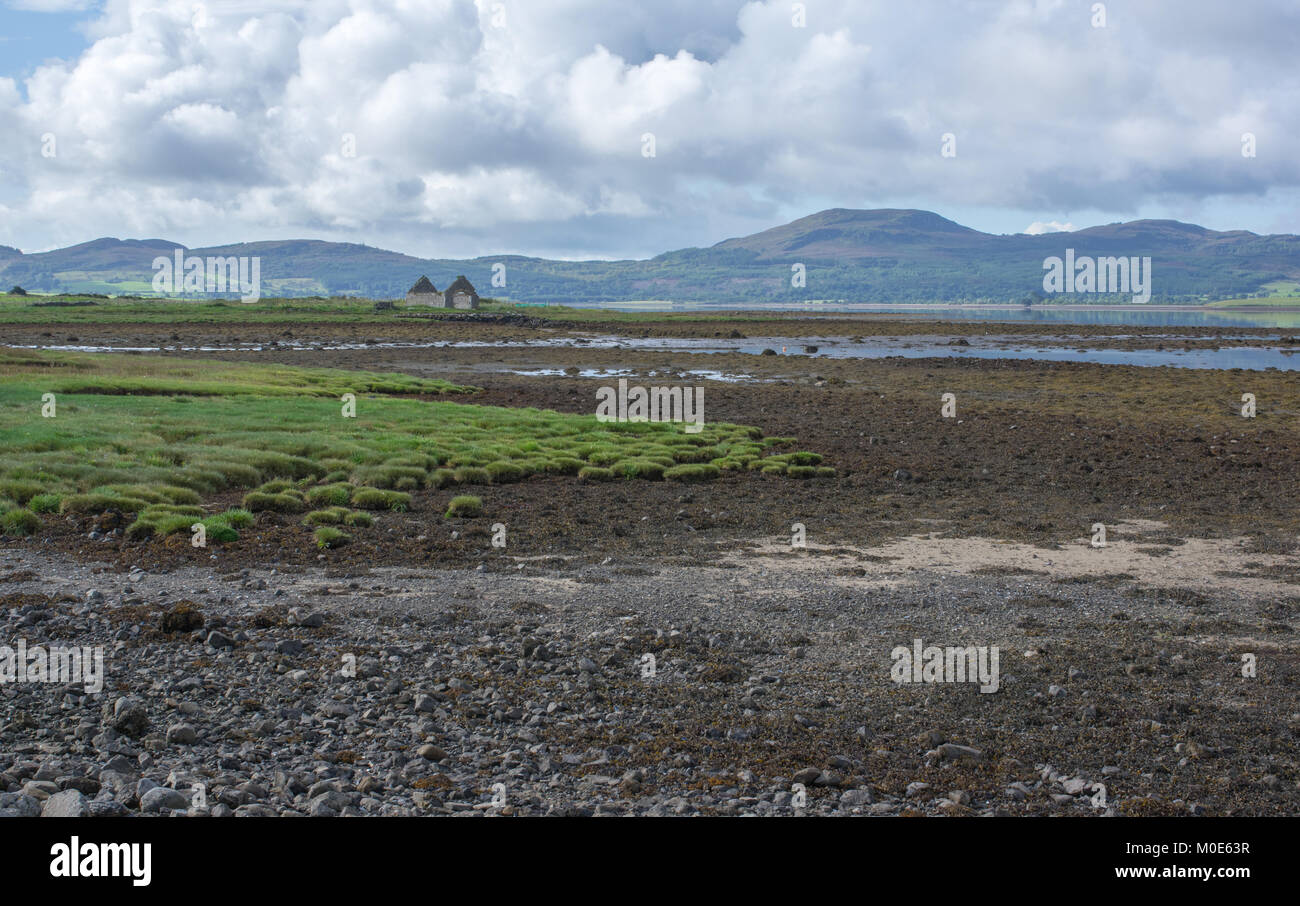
left=3, top=209, right=1297, bottom=304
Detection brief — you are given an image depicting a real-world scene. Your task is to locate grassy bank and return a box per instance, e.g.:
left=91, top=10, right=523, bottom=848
left=0, top=294, right=794, bottom=326
left=0, top=351, right=827, bottom=538
left=0, top=295, right=412, bottom=325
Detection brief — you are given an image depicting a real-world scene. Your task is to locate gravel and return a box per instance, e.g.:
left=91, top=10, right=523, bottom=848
left=1, top=545, right=1296, bottom=817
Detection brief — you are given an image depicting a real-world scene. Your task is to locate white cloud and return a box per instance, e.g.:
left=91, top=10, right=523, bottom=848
left=1024, top=220, right=1076, bottom=235
left=0, top=0, right=1296, bottom=256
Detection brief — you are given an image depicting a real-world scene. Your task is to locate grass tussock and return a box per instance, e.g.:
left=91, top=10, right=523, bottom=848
left=1, top=509, right=41, bottom=537
left=445, top=495, right=483, bottom=518
left=0, top=350, right=827, bottom=533
left=314, top=526, right=350, bottom=549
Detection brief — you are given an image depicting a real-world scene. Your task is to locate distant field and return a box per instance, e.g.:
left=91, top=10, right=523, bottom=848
left=1206, top=280, right=1300, bottom=309
left=0, top=294, right=803, bottom=326
left=0, top=350, right=827, bottom=541
left=0, top=294, right=404, bottom=324
left=1208, top=295, right=1300, bottom=309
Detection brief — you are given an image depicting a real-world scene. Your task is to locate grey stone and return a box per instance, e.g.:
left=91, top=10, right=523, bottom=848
left=934, top=743, right=984, bottom=762
left=140, top=786, right=191, bottom=813
left=0, top=792, right=42, bottom=817
left=840, top=788, right=873, bottom=807
left=166, top=723, right=198, bottom=745
left=86, top=800, right=130, bottom=817
left=41, top=789, right=88, bottom=817
left=110, top=697, right=150, bottom=737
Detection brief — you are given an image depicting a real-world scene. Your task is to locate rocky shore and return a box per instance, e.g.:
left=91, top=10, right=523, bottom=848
left=3, top=538, right=1295, bottom=817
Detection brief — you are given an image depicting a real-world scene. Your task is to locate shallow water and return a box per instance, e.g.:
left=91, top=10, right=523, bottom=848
left=555, top=301, right=1300, bottom=330
left=9, top=334, right=1300, bottom=371
left=504, top=335, right=1300, bottom=371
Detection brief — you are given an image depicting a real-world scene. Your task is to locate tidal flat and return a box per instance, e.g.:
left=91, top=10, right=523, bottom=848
left=1, top=308, right=1297, bottom=817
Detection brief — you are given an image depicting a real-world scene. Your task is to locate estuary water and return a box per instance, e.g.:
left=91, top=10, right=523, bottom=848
left=9, top=333, right=1300, bottom=371
left=550, top=301, right=1300, bottom=330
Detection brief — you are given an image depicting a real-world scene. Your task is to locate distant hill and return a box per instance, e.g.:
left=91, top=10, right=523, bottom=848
left=710, top=209, right=990, bottom=260
left=3, top=209, right=1297, bottom=303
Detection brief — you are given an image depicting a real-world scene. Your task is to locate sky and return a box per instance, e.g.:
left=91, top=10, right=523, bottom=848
left=0, top=0, right=1297, bottom=259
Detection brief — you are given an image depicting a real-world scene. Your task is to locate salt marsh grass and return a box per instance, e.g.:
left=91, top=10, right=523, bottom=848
left=0, top=351, right=828, bottom=535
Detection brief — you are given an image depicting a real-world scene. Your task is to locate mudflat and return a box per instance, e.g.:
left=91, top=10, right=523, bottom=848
left=2, top=311, right=1297, bottom=817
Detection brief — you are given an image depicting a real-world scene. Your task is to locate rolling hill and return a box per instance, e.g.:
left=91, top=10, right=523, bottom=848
left=3, top=209, right=1297, bottom=304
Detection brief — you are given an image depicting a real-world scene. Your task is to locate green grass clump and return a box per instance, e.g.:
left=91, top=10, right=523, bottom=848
left=0, top=480, right=43, bottom=505
left=60, top=492, right=150, bottom=514
left=211, top=508, right=254, bottom=529
left=306, top=482, right=353, bottom=506
left=766, top=451, right=822, bottom=467
left=305, top=506, right=373, bottom=526
left=612, top=459, right=665, bottom=481
left=242, top=490, right=307, bottom=513
left=92, top=484, right=169, bottom=504
left=179, top=508, right=253, bottom=543
left=484, top=460, right=527, bottom=483
left=669, top=446, right=714, bottom=463
left=124, top=501, right=214, bottom=539
left=786, top=466, right=817, bottom=479
left=126, top=512, right=196, bottom=539
left=1, top=509, right=41, bottom=536
left=304, top=507, right=349, bottom=525
left=355, top=464, right=426, bottom=489
left=427, top=468, right=456, bottom=489
left=385, top=453, right=436, bottom=470
left=578, top=466, right=614, bottom=482
left=27, top=493, right=62, bottom=513
left=664, top=464, right=721, bottom=482
left=200, top=461, right=262, bottom=487
left=445, top=495, right=483, bottom=518
left=314, top=526, right=350, bottom=549
left=350, top=488, right=410, bottom=511
left=143, top=503, right=204, bottom=517
left=453, top=466, right=491, bottom=485
left=204, top=523, right=239, bottom=543
left=545, top=457, right=586, bottom=475
left=155, top=485, right=203, bottom=504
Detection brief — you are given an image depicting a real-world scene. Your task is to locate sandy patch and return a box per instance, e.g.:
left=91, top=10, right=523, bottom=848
left=737, top=521, right=1299, bottom=600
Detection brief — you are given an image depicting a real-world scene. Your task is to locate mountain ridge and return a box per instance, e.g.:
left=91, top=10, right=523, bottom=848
left=3, top=209, right=1296, bottom=303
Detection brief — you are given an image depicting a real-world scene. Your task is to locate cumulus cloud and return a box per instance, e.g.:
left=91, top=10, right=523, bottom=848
left=0, top=0, right=1296, bottom=256
left=1024, top=221, right=1076, bottom=235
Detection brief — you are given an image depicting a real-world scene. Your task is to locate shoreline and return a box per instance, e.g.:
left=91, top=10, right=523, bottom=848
left=2, top=309, right=1298, bottom=818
